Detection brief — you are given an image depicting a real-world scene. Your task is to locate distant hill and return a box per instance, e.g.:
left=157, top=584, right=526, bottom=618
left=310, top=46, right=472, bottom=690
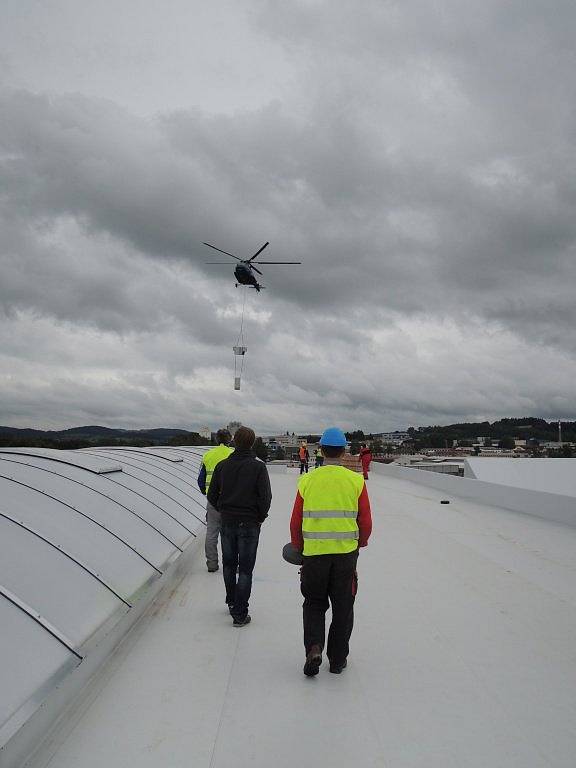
left=0, top=426, right=47, bottom=436
left=0, top=425, right=211, bottom=449
left=405, top=417, right=575, bottom=450
left=59, top=425, right=127, bottom=436
left=138, top=428, right=190, bottom=437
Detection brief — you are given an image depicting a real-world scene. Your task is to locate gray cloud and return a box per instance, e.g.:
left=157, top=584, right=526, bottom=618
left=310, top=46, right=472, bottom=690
left=1, top=0, right=576, bottom=430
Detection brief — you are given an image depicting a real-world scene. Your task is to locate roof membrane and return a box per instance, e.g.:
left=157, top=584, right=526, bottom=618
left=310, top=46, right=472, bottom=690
left=464, top=457, right=576, bottom=496
left=36, top=465, right=576, bottom=768
left=0, top=446, right=209, bottom=760
left=0, top=448, right=121, bottom=474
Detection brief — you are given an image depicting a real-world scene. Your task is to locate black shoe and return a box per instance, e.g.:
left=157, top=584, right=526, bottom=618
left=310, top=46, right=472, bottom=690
left=329, top=659, right=347, bottom=674
left=227, top=603, right=235, bottom=616
left=303, top=645, right=322, bottom=677
left=232, top=615, right=251, bottom=627
left=207, top=564, right=219, bottom=572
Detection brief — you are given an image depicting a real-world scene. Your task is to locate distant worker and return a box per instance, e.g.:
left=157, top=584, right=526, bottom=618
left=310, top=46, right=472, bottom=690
left=359, top=444, right=372, bottom=480
left=290, top=427, right=372, bottom=676
left=299, top=442, right=310, bottom=474
left=208, top=426, right=272, bottom=627
left=314, top=447, right=323, bottom=469
left=197, top=429, right=233, bottom=572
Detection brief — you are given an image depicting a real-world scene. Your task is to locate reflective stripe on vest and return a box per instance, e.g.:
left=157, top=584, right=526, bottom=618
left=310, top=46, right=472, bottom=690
left=202, top=445, right=234, bottom=492
left=303, top=510, right=358, bottom=518
left=303, top=530, right=360, bottom=540
left=298, top=465, right=364, bottom=556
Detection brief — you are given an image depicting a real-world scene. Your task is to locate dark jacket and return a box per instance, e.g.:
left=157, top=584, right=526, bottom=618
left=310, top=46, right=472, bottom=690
left=207, top=448, right=272, bottom=524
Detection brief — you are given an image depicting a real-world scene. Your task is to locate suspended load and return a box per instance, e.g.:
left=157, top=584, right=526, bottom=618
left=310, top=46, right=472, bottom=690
left=233, top=290, right=248, bottom=390
left=233, top=345, right=246, bottom=390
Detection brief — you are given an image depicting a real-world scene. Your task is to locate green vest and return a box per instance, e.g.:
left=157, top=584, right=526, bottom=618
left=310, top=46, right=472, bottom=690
left=203, top=444, right=234, bottom=492
left=298, top=465, right=364, bottom=556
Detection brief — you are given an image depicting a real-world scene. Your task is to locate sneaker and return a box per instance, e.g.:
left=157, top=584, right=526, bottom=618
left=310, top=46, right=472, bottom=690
left=207, top=564, right=219, bottom=572
left=303, top=645, right=322, bottom=677
left=232, top=615, right=251, bottom=627
left=329, top=659, right=347, bottom=674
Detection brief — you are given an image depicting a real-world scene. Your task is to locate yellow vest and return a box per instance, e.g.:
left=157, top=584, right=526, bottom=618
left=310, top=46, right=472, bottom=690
left=202, top=444, right=234, bottom=492
left=298, top=465, right=364, bottom=556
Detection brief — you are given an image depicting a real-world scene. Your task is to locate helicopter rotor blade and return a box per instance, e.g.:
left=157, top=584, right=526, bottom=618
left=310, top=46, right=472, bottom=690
left=203, top=242, right=243, bottom=262
left=248, top=242, right=269, bottom=262
left=205, top=262, right=234, bottom=264
left=252, top=261, right=302, bottom=265
left=251, top=265, right=264, bottom=276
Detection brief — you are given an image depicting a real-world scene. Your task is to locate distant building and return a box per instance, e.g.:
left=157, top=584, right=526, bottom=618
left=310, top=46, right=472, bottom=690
left=376, top=431, right=410, bottom=445
left=267, top=434, right=300, bottom=450
left=199, top=426, right=211, bottom=439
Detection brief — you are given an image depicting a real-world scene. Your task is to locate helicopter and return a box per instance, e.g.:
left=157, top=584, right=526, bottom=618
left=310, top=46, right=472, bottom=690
left=203, top=241, right=301, bottom=291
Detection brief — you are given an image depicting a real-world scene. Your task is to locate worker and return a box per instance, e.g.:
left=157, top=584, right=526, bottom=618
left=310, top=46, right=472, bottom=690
left=197, top=428, right=233, bottom=572
left=208, top=426, right=272, bottom=627
left=290, top=427, right=372, bottom=676
left=299, top=441, right=310, bottom=474
left=314, top=447, right=323, bottom=468
left=359, top=443, right=372, bottom=480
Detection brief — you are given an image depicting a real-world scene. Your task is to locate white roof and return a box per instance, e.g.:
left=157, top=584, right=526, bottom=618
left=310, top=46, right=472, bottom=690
left=464, top=457, right=576, bottom=497
left=28, top=462, right=576, bottom=768
left=0, top=446, right=208, bottom=758
left=0, top=447, right=122, bottom=473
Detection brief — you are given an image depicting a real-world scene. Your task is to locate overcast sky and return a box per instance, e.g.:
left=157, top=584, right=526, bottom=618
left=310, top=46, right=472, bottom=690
left=1, top=0, right=576, bottom=433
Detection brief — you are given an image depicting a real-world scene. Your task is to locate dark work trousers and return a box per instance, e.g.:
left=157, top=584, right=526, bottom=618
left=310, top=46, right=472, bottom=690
left=300, top=460, right=309, bottom=474
left=221, top=520, right=261, bottom=620
left=300, top=549, right=359, bottom=665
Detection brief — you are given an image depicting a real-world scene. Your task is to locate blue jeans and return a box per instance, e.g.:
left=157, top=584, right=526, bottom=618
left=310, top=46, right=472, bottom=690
left=221, top=520, right=261, bottom=620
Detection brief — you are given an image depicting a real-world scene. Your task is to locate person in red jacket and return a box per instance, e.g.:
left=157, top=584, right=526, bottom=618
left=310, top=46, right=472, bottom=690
left=359, top=444, right=372, bottom=480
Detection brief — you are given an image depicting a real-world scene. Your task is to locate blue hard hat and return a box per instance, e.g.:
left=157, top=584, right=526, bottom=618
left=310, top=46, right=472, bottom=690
left=319, top=427, right=347, bottom=447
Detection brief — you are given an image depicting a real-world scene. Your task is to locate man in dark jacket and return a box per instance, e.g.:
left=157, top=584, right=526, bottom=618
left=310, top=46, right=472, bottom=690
left=208, top=426, right=272, bottom=627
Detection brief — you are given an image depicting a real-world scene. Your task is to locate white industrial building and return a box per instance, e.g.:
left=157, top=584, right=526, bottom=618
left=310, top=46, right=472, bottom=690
left=376, top=431, right=411, bottom=444
left=1, top=448, right=576, bottom=767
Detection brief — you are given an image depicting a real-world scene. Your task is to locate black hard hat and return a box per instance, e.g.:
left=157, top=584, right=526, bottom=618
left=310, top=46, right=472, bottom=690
left=282, top=542, right=303, bottom=566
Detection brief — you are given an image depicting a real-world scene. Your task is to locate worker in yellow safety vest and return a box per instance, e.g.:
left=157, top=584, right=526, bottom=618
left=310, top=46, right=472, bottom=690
left=198, top=429, right=234, bottom=572
left=290, top=427, right=372, bottom=676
